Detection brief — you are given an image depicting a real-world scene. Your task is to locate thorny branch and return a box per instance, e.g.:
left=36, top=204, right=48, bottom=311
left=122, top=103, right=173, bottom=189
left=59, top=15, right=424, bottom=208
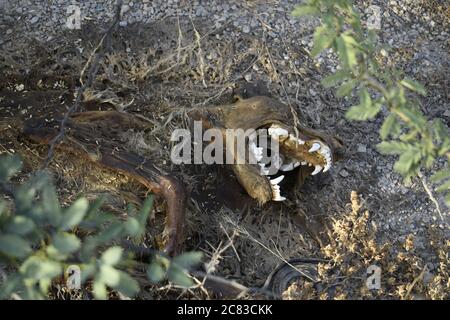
left=41, top=0, right=123, bottom=169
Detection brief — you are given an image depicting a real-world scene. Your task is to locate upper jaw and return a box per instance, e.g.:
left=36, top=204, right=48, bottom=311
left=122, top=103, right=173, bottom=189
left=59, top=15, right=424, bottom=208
left=248, top=123, right=335, bottom=202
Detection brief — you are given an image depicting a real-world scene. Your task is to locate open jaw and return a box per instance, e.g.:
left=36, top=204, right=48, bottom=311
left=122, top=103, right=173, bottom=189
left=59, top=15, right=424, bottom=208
left=248, top=123, right=334, bottom=202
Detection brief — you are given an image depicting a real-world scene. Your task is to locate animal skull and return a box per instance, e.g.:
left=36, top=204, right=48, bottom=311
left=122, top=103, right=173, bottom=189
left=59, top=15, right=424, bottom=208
left=189, top=95, right=344, bottom=204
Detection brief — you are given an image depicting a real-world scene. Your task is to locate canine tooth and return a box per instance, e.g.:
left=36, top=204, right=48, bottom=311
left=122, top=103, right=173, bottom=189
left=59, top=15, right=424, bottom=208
left=273, top=196, right=286, bottom=201
left=270, top=175, right=284, bottom=185
left=323, top=163, right=331, bottom=172
left=308, top=143, right=321, bottom=153
left=311, top=165, right=323, bottom=175
left=301, top=161, right=307, bottom=165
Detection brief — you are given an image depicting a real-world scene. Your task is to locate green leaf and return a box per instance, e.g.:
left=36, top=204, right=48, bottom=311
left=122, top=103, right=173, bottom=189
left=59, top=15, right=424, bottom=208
left=445, top=193, right=450, bottom=207
left=98, top=265, right=120, bottom=287
left=147, top=262, right=166, bottom=283
left=115, top=271, right=140, bottom=297
left=20, top=256, right=62, bottom=280
left=60, top=198, right=88, bottom=231
left=321, top=70, right=350, bottom=88
left=292, top=5, right=318, bottom=17
left=92, top=280, right=108, bottom=300
left=311, top=26, right=335, bottom=57
left=101, top=246, right=123, bottom=266
left=167, top=264, right=193, bottom=288
left=393, top=148, right=422, bottom=175
left=345, top=89, right=381, bottom=120
left=0, top=154, right=23, bottom=182
left=0, top=274, right=22, bottom=299
left=400, top=78, right=427, bottom=96
left=42, top=185, right=61, bottom=227
left=431, top=169, right=450, bottom=183
left=48, top=232, right=81, bottom=256
left=380, top=114, right=397, bottom=140
left=125, top=217, right=140, bottom=237
left=0, top=234, right=31, bottom=258
left=5, top=216, right=35, bottom=235
left=377, top=141, right=411, bottom=155
left=433, top=119, right=449, bottom=144
left=336, top=79, right=357, bottom=97
left=436, top=180, right=450, bottom=193
left=336, top=33, right=358, bottom=69
left=396, top=106, right=427, bottom=129
left=94, top=223, right=124, bottom=244
left=172, top=252, right=203, bottom=269
left=127, top=195, right=154, bottom=240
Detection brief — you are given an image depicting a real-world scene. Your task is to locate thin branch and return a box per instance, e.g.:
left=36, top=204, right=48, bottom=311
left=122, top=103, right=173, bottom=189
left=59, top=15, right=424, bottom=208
left=42, top=0, right=123, bottom=169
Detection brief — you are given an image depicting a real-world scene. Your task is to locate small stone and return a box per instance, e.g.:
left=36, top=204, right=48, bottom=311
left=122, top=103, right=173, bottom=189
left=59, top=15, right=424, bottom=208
left=339, top=169, right=349, bottom=178
left=119, top=21, right=128, bottom=27
left=244, top=73, right=252, bottom=82
left=357, top=144, right=367, bottom=153
left=242, top=25, right=250, bottom=33
left=121, top=5, right=130, bottom=15
left=30, top=16, right=39, bottom=24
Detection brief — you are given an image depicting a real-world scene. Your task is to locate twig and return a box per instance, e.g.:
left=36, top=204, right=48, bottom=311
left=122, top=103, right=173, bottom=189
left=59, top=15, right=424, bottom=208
left=41, top=0, right=123, bottom=169
left=418, top=171, right=445, bottom=221
left=190, top=18, right=207, bottom=88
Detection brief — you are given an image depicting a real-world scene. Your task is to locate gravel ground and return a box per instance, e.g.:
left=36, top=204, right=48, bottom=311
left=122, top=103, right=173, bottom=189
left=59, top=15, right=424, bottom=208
left=0, top=0, right=448, bottom=298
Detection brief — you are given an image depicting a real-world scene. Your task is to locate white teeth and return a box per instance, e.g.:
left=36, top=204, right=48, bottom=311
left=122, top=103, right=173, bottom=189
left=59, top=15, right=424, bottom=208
left=317, top=144, right=333, bottom=172
left=268, top=127, right=289, bottom=137
left=270, top=181, right=287, bottom=202
left=301, top=161, right=307, bottom=165
left=308, top=143, right=321, bottom=153
left=270, top=175, right=284, bottom=185
left=311, top=165, right=323, bottom=175
left=280, top=161, right=301, bottom=172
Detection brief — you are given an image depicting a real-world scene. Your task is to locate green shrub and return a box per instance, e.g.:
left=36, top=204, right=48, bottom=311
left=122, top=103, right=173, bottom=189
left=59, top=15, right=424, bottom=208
left=293, top=0, right=449, bottom=206
left=0, top=154, right=201, bottom=299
